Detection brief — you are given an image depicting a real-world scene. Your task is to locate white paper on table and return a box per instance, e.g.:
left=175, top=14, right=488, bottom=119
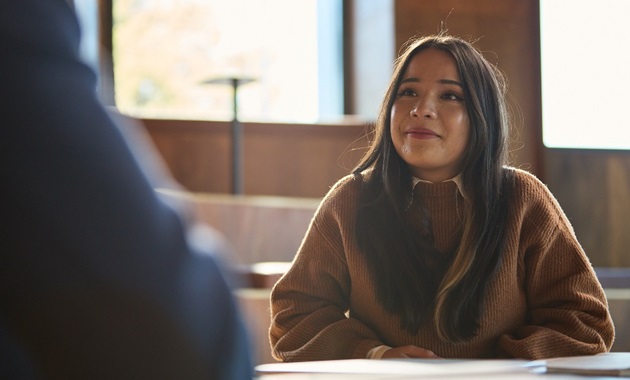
left=256, top=358, right=541, bottom=376
left=535, top=352, right=630, bottom=377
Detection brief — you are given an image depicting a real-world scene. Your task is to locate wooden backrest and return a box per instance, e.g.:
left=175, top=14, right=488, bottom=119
left=157, top=189, right=319, bottom=265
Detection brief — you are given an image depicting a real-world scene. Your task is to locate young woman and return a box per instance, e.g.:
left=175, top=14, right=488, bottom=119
left=269, top=34, right=614, bottom=361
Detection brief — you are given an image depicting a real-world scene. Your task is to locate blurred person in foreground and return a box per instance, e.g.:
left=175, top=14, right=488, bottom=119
left=270, top=34, right=614, bottom=361
left=0, top=0, right=252, bottom=378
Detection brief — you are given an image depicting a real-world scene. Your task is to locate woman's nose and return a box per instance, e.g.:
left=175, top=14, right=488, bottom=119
left=410, top=97, right=437, bottom=119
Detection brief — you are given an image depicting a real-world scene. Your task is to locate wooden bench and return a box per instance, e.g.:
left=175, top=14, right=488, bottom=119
left=157, top=189, right=318, bottom=263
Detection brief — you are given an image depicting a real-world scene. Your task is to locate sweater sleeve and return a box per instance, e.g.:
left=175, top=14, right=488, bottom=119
left=269, top=178, right=383, bottom=361
left=498, top=172, right=615, bottom=359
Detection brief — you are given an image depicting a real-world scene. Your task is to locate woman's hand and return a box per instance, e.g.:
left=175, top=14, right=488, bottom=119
left=382, top=345, right=441, bottom=359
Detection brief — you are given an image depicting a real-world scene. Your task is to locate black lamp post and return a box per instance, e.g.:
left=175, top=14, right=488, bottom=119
left=202, top=76, right=255, bottom=195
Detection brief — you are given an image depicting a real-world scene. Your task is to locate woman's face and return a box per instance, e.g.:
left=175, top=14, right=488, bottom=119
left=390, top=48, right=470, bottom=182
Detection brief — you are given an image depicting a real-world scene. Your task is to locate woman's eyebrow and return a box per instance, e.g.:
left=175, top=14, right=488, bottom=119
left=439, top=79, right=463, bottom=87
left=400, top=77, right=463, bottom=87
left=400, top=77, right=420, bottom=84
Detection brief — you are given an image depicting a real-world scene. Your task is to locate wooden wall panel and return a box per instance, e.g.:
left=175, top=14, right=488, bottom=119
left=143, top=118, right=369, bottom=198
left=143, top=119, right=232, bottom=193
left=545, top=150, right=630, bottom=267
left=243, top=122, right=369, bottom=197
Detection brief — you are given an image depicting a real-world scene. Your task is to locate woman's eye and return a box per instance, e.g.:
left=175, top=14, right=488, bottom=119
left=442, top=92, right=464, bottom=101
left=397, top=88, right=416, bottom=97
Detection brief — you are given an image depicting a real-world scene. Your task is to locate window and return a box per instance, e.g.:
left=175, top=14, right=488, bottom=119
left=112, top=0, right=343, bottom=123
left=74, top=0, right=99, bottom=71
left=540, top=0, right=630, bottom=150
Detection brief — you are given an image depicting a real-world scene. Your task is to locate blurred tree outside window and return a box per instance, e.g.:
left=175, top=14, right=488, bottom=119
left=112, top=0, right=343, bottom=123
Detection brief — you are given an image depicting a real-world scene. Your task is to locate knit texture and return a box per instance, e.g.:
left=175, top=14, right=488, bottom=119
left=269, top=167, right=614, bottom=361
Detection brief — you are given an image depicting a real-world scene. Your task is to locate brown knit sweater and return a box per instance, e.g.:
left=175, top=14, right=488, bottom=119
left=269, top=167, right=614, bottom=361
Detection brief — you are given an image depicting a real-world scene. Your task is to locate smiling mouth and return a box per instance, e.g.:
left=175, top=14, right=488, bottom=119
left=406, top=130, right=439, bottom=139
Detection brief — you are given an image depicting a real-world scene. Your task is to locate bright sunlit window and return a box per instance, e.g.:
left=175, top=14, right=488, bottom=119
left=540, top=0, right=630, bottom=150
left=112, top=0, right=343, bottom=123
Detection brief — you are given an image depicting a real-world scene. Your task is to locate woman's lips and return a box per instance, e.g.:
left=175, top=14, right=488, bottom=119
left=405, top=128, right=439, bottom=139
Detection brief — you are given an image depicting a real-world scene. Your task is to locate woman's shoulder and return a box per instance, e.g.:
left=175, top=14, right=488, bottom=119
left=503, top=166, right=565, bottom=219
left=320, top=172, right=365, bottom=206
left=307, top=172, right=364, bottom=230
left=504, top=166, right=552, bottom=196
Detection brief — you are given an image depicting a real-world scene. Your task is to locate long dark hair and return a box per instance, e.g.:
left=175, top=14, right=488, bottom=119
left=353, top=34, right=513, bottom=342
